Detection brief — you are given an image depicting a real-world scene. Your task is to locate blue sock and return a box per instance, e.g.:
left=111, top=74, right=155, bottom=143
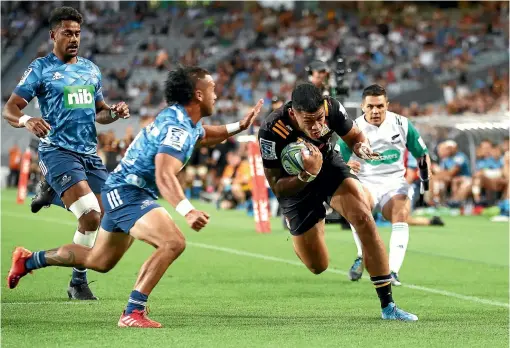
left=71, top=268, right=88, bottom=286
left=125, top=290, right=149, bottom=314
left=25, top=251, right=48, bottom=271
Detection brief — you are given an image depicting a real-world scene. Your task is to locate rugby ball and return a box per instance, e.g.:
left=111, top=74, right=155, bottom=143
left=281, top=142, right=311, bottom=175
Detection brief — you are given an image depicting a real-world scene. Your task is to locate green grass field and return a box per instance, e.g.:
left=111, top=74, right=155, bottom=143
left=1, top=189, right=508, bottom=347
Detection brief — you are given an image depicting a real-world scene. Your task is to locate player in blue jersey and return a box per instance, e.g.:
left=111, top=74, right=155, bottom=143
left=431, top=140, right=472, bottom=206
left=8, top=66, right=264, bottom=328
left=2, top=7, right=130, bottom=300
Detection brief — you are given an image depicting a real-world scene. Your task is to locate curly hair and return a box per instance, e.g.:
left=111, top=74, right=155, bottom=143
left=291, top=83, right=324, bottom=113
left=49, top=7, right=83, bottom=30
left=165, top=66, right=210, bottom=106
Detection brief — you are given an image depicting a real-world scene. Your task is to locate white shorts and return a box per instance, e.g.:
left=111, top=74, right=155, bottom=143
left=361, top=178, right=414, bottom=212
left=483, top=169, right=502, bottom=179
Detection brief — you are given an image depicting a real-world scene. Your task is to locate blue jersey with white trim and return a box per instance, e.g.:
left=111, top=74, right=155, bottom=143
left=440, top=151, right=471, bottom=176
left=105, top=104, right=205, bottom=198
left=476, top=157, right=502, bottom=170
left=14, top=53, right=104, bottom=155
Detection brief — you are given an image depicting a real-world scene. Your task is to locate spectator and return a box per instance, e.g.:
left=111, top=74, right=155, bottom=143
left=185, top=147, right=210, bottom=199
left=110, top=68, right=132, bottom=94
left=217, top=152, right=252, bottom=210
left=430, top=140, right=472, bottom=206
left=471, top=140, right=507, bottom=204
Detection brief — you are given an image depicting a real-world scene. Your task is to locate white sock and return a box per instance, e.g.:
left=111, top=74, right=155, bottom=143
left=350, top=224, right=363, bottom=258
left=389, top=222, right=409, bottom=274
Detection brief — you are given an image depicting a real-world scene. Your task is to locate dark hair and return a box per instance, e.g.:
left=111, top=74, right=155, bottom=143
left=362, top=84, right=387, bottom=100
left=49, top=7, right=83, bottom=30
left=165, top=66, right=210, bottom=105
left=291, top=83, right=323, bottom=113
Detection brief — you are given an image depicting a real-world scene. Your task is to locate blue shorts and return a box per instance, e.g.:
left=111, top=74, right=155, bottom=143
left=100, top=185, right=161, bottom=233
left=39, top=147, right=108, bottom=197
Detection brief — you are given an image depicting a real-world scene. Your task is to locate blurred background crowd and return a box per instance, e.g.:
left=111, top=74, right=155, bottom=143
left=2, top=0, right=509, bottom=221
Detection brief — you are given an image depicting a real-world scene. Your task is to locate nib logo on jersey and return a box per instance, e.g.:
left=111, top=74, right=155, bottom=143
left=366, top=149, right=400, bottom=165
left=64, top=85, right=95, bottom=109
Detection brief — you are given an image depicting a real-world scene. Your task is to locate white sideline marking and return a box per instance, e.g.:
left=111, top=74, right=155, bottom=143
left=2, top=212, right=509, bottom=309
left=3, top=301, right=93, bottom=306
left=188, top=242, right=510, bottom=309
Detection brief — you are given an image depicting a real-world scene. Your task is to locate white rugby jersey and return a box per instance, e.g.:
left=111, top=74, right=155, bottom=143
left=338, top=111, right=428, bottom=184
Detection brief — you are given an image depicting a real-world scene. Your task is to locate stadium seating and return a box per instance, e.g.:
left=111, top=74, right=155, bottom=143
left=1, top=1, right=508, bottom=210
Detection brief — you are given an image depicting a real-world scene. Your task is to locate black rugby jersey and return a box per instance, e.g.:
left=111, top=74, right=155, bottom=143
left=258, top=96, right=353, bottom=171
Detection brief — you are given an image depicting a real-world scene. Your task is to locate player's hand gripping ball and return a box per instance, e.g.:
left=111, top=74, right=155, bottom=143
left=280, top=142, right=312, bottom=175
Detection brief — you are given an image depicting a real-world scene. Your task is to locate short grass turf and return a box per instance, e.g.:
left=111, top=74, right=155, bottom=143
left=1, top=189, right=508, bottom=347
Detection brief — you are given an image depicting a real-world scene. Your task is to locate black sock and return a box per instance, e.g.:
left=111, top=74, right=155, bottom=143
left=371, top=275, right=394, bottom=308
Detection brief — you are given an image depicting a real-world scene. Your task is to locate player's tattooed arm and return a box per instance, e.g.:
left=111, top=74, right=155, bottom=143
left=95, top=100, right=130, bottom=124
left=264, top=167, right=310, bottom=198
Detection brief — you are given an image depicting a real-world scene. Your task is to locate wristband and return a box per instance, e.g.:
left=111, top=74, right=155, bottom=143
left=298, top=169, right=319, bottom=183
left=18, top=115, right=33, bottom=127
left=176, top=199, right=194, bottom=217
left=226, top=122, right=241, bottom=134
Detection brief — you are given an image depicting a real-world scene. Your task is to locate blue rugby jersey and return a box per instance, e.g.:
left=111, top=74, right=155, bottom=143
left=476, top=157, right=502, bottom=171
left=14, top=52, right=104, bottom=155
left=105, top=104, right=205, bottom=198
left=440, top=151, right=471, bottom=177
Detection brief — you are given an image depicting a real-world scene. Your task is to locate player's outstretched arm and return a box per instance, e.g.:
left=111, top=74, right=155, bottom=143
left=95, top=100, right=130, bottom=125
left=2, top=93, right=51, bottom=137
left=200, top=99, right=264, bottom=147
left=155, top=153, right=209, bottom=231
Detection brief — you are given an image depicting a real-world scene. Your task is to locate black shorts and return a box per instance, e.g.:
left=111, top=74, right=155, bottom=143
left=280, top=153, right=357, bottom=236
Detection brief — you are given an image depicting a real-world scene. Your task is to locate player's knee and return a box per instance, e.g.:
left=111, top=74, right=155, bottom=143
left=348, top=209, right=374, bottom=232
left=92, top=259, right=115, bottom=273
left=392, top=211, right=408, bottom=223
left=79, top=210, right=101, bottom=231
left=70, top=192, right=102, bottom=230
left=160, top=236, right=186, bottom=256
left=83, top=252, right=113, bottom=273
left=309, top=260, right=328, bottom=275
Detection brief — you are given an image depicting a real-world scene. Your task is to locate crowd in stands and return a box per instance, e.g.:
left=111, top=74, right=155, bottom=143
left=5, top=2, right=508, bottom=122
left=182, top=1, right=509, bottom=120
left=1, top=2, right=52, bottom=51
left=388, top=69, right=509, bottom=116
left=3, top=1, right=508, bottom=221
